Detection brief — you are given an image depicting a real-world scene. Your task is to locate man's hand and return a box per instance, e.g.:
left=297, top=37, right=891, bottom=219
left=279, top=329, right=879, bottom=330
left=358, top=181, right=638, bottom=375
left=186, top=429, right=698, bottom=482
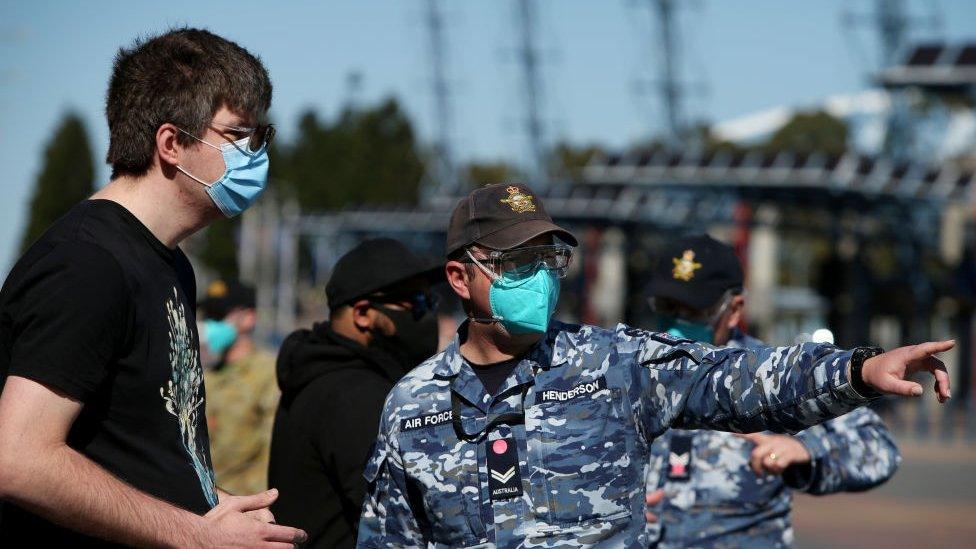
left=217, top=488, right=275, bottom=524
left=735, top=432, right=811, bottom=476
left=644, top=489, right=664, bottom=524
left=200, top=489, right=306, bottom=548
left=861, top=341, right=953, bottom=403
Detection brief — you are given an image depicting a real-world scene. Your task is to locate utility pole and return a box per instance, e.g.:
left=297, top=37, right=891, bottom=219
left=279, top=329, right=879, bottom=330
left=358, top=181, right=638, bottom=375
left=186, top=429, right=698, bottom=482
left=424, top=0, right=458, bottom=197
left=843, top=0, right=941, bottom=159
left=653, top=0, right=683, bottom=143
left=875, top=0, right=910, bottom=158
left=516, top=0, right=548, bottom=187
left=875, top=0, right=909, bottom=68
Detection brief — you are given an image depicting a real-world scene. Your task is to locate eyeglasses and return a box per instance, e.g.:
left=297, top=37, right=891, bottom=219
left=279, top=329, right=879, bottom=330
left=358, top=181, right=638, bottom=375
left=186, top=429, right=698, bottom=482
left=212, top=122, right=276, bottom=153
left=370, top=290, right=441, bottom=320
left=463, top=244, right=574, bottom=278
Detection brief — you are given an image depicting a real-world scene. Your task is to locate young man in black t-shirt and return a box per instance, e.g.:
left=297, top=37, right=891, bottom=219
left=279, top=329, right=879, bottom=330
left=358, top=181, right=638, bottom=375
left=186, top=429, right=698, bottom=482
left=0, top=29, right=306, bottom=547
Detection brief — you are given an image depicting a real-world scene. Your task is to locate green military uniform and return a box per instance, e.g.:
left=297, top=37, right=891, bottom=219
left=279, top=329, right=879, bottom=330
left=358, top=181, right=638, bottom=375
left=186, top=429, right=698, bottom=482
left=204, top=348, right=279, bottom=495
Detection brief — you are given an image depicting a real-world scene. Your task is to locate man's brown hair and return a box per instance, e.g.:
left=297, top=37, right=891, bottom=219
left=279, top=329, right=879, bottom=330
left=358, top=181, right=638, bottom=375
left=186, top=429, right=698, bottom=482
left=105, top=28, right=272, bottom=178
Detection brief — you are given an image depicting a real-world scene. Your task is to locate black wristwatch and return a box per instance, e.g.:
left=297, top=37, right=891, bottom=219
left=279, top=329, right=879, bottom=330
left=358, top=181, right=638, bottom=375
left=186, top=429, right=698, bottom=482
left=850, top=346, right=884, bottom=398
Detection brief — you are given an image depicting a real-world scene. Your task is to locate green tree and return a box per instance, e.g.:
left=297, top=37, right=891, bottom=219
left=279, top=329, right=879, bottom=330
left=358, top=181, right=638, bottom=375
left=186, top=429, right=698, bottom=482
left=463, top=161, right=523, bottom=188
left=198, top=217, right=240, bottom=279
left=20, top=113, right=95, bottom=252
left=764, top=110, right=848, bottom=156
left=550, top=142, right=604, bottom=181
left=276, top=97, right=426, bottom=211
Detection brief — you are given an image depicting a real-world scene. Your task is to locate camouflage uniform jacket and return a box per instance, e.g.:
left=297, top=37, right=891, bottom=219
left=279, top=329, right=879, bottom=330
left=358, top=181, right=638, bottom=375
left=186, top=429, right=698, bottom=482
left=204, top=347, right=280, bottom=496
left=358, top=321, right=873, bottom=548
left=648, top=331, right=901, bottom=548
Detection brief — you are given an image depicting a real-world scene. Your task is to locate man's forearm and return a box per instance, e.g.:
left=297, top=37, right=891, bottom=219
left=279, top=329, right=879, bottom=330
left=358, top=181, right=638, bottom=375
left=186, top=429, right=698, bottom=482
left=673, top=344, right=867, bottom=433
left=1, top=442, right=205, bottom=548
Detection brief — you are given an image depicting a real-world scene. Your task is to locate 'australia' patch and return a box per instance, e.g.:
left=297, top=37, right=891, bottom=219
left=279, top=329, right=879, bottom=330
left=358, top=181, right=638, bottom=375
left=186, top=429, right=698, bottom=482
left=401, top=410, right=453, bottom=431
left=487, top=436, right=523, bottom=501
left=539, top=377, right=607, bottom=403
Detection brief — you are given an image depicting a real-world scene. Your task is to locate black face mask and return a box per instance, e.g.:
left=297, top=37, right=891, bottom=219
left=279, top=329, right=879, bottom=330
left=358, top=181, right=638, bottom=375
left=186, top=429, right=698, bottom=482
left=370, top=306, right=440, bottom=371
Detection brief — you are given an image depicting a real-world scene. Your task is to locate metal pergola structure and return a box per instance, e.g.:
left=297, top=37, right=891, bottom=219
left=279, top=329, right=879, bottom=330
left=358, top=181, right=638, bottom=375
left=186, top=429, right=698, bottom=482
left=279, top=147, right=975, bottom=325
left=291, top=146, right=974, bottom=250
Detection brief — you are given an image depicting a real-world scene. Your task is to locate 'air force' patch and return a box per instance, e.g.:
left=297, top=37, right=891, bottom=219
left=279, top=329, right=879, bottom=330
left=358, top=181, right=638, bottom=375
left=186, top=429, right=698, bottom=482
left=401, top=410, right=453, bottom=431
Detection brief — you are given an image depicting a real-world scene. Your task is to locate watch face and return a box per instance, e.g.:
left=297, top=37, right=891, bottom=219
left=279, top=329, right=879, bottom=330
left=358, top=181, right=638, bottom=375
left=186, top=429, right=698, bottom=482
left=851, top=347, right=883, bottom=398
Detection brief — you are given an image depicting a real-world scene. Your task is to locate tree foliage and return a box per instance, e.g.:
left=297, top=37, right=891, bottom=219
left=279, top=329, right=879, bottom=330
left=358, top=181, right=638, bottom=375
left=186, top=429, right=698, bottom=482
left=764, top=110, right=848, bottom=156
left=463, top=161, right=524, bottom=188
left=550, top=142, right=604, bottom=180
left=274, top=97, right=426, bottom=210
left=20, top=113, right=95, bottom=252
left=198, top=216, right=240, bottom=279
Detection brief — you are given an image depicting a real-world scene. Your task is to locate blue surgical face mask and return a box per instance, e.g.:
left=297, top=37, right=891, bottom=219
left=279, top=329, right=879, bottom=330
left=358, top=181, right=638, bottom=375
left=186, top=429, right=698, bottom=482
left=176, top=132, right=270, bottom=217
left=468, top=251, right=560, bottom=335
left=658, top=315, right=714, bottom=344
left=202, top=319, right=238, bottom=355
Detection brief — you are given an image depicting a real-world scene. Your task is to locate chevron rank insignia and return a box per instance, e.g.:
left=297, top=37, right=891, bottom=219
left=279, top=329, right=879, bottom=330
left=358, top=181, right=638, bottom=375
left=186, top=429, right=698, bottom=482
left=487, top=437, right=522, bottom=501
left=668, top=433, right=693, bottom=481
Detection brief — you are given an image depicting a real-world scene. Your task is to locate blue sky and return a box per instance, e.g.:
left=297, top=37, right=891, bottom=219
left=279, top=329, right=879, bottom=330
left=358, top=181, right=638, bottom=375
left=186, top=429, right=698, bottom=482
left=1, top=0, right=973, bottom=274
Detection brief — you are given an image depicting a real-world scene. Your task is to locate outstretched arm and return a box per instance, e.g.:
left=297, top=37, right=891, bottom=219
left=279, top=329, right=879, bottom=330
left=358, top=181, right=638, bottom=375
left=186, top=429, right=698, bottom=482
left=635, top=330, right=951, bottom=436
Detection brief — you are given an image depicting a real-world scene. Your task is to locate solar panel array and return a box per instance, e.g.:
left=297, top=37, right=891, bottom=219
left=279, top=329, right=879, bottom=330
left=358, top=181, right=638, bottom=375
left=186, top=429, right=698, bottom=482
left=580, top=146, right=973, bottom=201
left=878, top=41, right=976, bottom=89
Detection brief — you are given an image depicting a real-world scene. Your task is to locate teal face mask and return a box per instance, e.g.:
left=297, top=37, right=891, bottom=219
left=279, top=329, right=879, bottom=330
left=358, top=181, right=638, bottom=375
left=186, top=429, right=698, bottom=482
left=468, top=251, right=561, bottom=335
left=658, top=315, right=714, bottom=344
left=176, top=131, right=270, bottom=217
left=202, top=319, right=238, bottom=354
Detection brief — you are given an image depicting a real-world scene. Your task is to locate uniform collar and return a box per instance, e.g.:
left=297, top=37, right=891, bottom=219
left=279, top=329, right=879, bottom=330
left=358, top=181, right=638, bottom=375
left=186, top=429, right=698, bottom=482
left=432, top=320, right=578, bottom=411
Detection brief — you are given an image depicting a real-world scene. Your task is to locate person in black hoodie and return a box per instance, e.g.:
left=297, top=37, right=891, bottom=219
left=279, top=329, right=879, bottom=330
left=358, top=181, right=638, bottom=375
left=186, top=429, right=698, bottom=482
left=268, top=238, right=444, bottom=548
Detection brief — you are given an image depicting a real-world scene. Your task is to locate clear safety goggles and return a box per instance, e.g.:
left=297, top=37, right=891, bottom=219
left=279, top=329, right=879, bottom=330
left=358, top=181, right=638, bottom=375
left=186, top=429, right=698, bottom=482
left=464, top=244, right=574, bottom=279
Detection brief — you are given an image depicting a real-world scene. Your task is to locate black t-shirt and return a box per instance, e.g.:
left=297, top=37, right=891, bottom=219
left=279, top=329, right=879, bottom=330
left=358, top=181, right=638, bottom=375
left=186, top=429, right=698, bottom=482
left=0, top=200, right=217, bottom=546
left=467, top=356, right=521, bottom=396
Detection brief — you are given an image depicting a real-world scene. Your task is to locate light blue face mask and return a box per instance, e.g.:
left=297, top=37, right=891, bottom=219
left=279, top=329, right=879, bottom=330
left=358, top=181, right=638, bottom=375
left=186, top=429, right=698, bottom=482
left=658, top=315, right=714, bottom=344
left=202, top=319, right=238, bottom=355
left=176, top=131, right=270, bottom=217
left=467, top=251, right=561, bottom=335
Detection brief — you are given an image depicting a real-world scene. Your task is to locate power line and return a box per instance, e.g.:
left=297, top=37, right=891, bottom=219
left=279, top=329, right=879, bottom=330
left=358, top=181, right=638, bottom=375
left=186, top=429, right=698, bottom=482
left=653, top=0, right=683, bottom=143
left=424, top=0, right=459, bottom=197
left=516, top=0, right=549, bottom=187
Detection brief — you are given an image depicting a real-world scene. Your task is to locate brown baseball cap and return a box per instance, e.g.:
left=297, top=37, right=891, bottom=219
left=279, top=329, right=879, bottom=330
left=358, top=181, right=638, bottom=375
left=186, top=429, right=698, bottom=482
left=445, top=183, right=578, bottom=258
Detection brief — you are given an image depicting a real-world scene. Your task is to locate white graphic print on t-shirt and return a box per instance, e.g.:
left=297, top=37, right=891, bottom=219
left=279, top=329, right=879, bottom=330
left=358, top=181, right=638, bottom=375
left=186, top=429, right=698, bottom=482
left=160, top=287, right=218, bottom=507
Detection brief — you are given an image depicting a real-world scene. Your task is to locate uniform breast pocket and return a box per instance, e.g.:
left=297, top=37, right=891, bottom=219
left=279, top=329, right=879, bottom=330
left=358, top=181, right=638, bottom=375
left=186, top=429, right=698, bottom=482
left=398, top=425, right=485, bottom=545
left=536, top=388, right=639, bottom=525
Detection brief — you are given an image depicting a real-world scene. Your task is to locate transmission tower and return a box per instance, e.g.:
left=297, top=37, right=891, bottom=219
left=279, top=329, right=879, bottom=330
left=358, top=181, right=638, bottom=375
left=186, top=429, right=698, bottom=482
left=653, top=0, right=683, bottom=143
left=424, top=0, right=459, bottom=197
left=844, top=0, right=942, bottom=159
left=516, top=0, right=549, bottom=187
left=875, top=0, right=916, bottom=68
left=876, top=0, right=910, bottom=158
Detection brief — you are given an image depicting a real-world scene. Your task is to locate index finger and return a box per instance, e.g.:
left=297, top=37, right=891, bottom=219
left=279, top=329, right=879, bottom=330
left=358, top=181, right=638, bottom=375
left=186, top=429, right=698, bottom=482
left=909, top=340, right=955, bottom=360
left=263, top=524, right=307, bottom=544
